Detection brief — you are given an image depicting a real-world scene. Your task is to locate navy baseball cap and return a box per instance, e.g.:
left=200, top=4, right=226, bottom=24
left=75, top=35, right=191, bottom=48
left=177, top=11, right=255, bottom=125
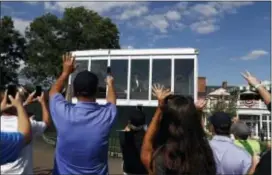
left=208, top=112, right=232, bottom=129
left=73, top=70, right=98, bottom=97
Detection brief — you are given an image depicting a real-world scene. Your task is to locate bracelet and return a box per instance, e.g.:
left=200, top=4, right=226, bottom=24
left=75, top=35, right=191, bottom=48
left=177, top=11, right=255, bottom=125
left=254, top=84, right=262, bottom=89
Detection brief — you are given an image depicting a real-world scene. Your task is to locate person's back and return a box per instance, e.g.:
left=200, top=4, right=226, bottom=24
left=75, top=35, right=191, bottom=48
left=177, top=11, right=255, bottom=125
left=141, top=93, right=216, bottom=175
left=210, top=136, right=252, bottom=174
left=120, top=130, right=147, bottom=174
left=1, top=116, right=47, bottom=174
left=0, top=88, right=48, bottom=174
left=231, top=121, right=261, bottom=156
left=52, top=102, right=116, bottom=174
left=119, top=109, right=148, bottom=175
left=254, top=149, right=271, bottom=175
left=234, top=139, right=261, bottom=156
left=49, top=56, right=117, bottom=175
left=208, top=112, right=252, bottom=175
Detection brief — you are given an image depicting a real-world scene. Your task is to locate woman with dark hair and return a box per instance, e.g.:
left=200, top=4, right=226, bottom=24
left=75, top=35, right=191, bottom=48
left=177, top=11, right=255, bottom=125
left=141, top=84, right=216, bottom=175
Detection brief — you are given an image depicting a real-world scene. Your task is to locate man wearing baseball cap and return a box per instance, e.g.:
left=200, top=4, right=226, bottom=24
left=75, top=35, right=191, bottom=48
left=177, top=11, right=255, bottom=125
left=49, top=53, right=117, bottom=175
left=231, top=121, right=261, bottom=156
left=208, top=112, right=257, bottom=175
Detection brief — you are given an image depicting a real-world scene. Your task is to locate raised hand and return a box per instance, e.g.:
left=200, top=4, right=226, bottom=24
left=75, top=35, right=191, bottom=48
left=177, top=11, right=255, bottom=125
left=8, top=92, right=23, bottom=108
left=195, top=98, right=207, bottom=111
left=106, top=75, right=114, bottom=86
left=241, top=71, right=261, bottom=87
left=23, top=91, right=37, bottom=106
left=1, top=90, right=12, bottom=111
left=62, top=52, right=76, bottom=76
left=37, top=92, right=45, bottom=104
left=152, top=84, right=171, bottom=103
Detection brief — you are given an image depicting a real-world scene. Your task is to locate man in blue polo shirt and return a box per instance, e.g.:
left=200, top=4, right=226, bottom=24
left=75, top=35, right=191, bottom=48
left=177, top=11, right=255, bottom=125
left=49, top=53, right=117, bottom=175
left=208, top=112, right=258, bottom=175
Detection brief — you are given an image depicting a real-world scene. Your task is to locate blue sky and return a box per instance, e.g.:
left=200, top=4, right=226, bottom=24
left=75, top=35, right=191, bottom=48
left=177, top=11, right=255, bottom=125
left=2, top=1, right=271, bottom=85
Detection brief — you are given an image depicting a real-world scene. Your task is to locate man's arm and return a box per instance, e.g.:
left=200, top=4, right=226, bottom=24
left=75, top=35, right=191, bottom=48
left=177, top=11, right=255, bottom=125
left=246, top=154, right=259, bottom=175
left=16, top=104, right=31, bottom=143
left=65, top=84, right=72, bottom=102
left=37, top=93, right=51, bottom=127
left=49, top=73, right=70, bottom=97
left=256, top=86, right=271, bottom=105
left=7, top=93, right=32, bottom=144
left=106, top=76, right=116, bottom=105
left=49, top=53, right=75, bottom=97
left=241, top=71, right=271, bottom=106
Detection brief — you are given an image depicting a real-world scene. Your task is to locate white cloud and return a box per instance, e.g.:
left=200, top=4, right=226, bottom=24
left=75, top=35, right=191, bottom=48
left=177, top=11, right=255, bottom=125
left=118, top=5, right=148, bottom=20
left=9, top=1, right=254, bottom=36
left=24, top=1, right=39, bottom=5
left=190, top=19, right=219, bottom=34
left=165, top=11, right=181, bottom=21
left=192, top=4, right=218, bottom=17
left=186, top=2, right=254, bottom=33
left=143, top=14, right=169, bottom=33
left=136, top=10, right=183, bottom=33
left=13, top=18, right=31, bottom=35
left=209, top=1, right=254, bottom=14
left=44, top=1, right=141, bottom=14
left=240, top=50, right=268, bottom=60
left=176, top=2, right=189, bottom=10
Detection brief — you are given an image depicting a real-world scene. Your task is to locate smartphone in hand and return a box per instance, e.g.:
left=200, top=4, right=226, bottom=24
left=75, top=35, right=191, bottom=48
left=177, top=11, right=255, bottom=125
left=34, top=86, right=42, bottom=97
left=7, top=85, right=17, bottom=104
left=107, top=66, right=111, bottom=75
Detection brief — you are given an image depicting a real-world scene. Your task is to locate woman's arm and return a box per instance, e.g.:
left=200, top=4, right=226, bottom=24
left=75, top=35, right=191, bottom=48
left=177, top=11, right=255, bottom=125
left=141, top=107, right=163, bottom=174
left=141, top=84, right=171, bottom=174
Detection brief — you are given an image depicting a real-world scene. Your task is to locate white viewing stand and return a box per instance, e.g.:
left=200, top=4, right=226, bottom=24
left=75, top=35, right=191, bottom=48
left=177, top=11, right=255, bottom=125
left=69, top=48, right=199, bottom=107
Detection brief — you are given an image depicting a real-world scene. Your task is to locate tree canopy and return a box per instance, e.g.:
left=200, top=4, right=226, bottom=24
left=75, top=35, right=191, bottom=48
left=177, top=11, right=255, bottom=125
left=208, top=88, right=239, bottom=117
left=0, top=16, right=26, bottom=86
left=22, top=6, right=120, bottom=86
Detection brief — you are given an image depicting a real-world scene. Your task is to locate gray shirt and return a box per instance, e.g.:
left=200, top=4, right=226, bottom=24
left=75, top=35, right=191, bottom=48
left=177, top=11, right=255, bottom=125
left=209, top=135, right=252, bottom=175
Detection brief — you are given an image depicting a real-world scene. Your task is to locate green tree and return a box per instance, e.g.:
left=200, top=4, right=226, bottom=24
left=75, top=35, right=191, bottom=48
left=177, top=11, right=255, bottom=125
left=23, top=7, right=120, bottom=87
left=0, top=16, right=26, bottom=86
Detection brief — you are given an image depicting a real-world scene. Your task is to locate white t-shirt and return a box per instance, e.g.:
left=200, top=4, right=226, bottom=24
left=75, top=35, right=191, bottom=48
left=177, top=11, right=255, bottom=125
left=1, top=115, right=47, bottom=174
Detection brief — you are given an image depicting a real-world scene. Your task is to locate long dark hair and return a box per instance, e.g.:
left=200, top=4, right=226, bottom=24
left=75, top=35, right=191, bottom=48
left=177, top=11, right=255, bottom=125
left=155, top=95, right=216, bottom=175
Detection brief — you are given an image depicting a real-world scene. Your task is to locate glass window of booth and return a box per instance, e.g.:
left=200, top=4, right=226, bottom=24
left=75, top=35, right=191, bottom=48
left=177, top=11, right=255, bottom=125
left=130, top=60, right=149, bottom=100
left=111, top=60, right=128, bottom=99
left=174, top=59, right=194, bottom=97
left=70, top=60, right=89, bottom=94
left=152, top=59, right=171, bottom=100
left=91, top=60, right=108, bottom=98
